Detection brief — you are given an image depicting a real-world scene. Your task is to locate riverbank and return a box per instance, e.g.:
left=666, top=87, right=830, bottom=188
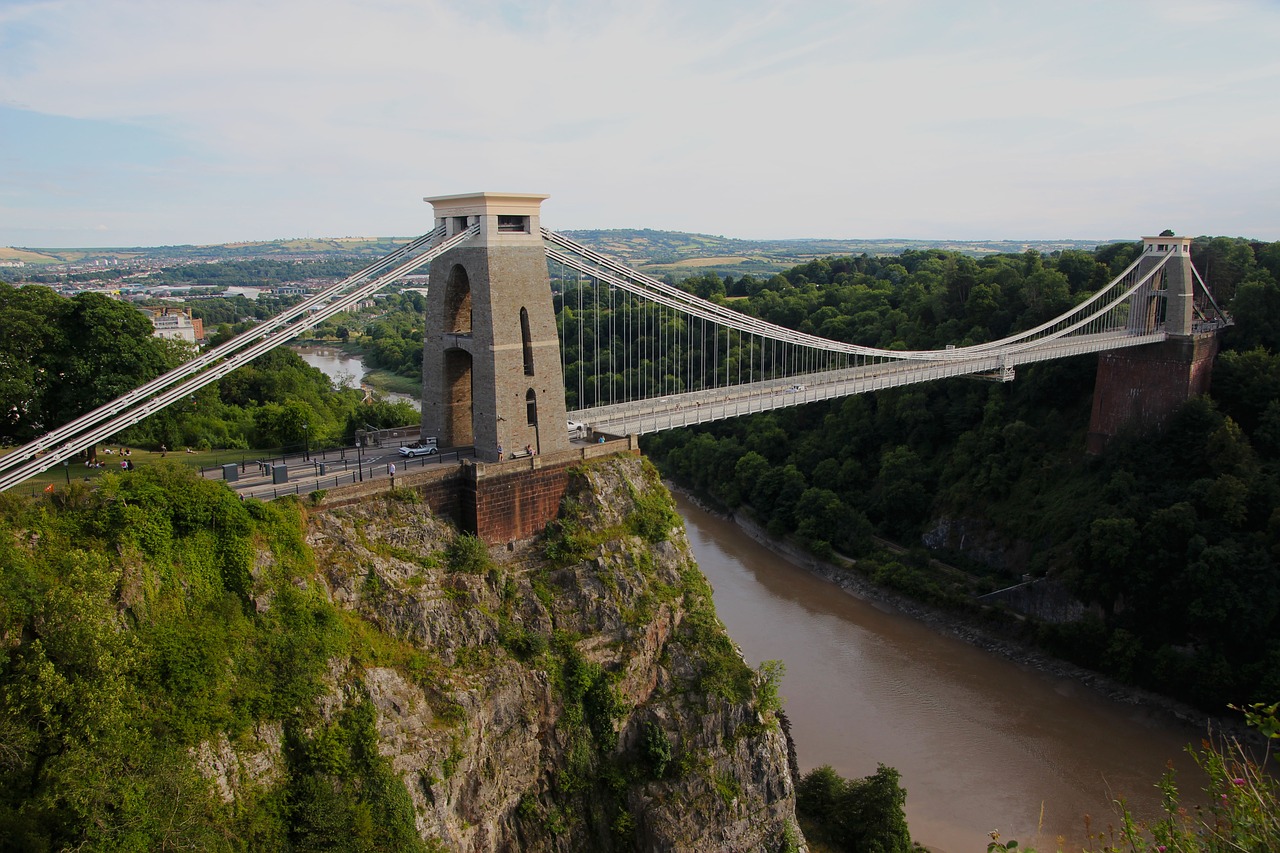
left=291, top=341, right=422, bottom=397
left=361, top=367, right=421, bottom=396
left=669, top=484, right=1253, bottom=746
left=291, top=345, right=421, bottom=412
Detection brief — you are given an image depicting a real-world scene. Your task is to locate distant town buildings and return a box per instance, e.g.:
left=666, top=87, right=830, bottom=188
left=141, top=307, right=204, bottom=342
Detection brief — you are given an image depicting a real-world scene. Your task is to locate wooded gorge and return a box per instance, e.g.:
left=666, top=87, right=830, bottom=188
left=641, top=236, right=1280, bottom=713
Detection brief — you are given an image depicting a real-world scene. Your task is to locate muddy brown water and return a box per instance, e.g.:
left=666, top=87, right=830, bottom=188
left=675, top=493, right=1207, bottom=852
left=293, top=346, right=420, bottom=410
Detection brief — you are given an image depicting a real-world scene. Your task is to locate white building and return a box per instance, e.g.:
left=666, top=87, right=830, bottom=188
left=142, top=307, right=204, bottom=342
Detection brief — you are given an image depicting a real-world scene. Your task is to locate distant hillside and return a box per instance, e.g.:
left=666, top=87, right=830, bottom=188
left=4, top=229, right=1116, bottom=277
left=558, top=229, right=1113, bottom=278
left=0, top=237, right=407, bottom=269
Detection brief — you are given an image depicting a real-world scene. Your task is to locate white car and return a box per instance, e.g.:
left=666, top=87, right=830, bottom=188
left=398, top=442, right=438, bottom=457
left=567, top=420, right=586, bottom=439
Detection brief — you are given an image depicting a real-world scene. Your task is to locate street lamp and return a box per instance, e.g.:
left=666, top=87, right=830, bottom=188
left=63, top=459, right=70, bottom=485
left=356, top=436, right=364, bottom=482
left=302, top=423, right=309, bottom=462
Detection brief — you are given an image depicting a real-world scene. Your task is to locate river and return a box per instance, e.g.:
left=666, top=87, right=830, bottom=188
left=293, top=345, right=420, bottom=411
left=673, top=493, right=1206, bottom=852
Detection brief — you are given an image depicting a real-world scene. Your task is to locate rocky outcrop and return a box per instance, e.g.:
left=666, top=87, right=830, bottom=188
left=206, top=454, right=803, bottom=851
left=921, top=515, right=1033, bottom=574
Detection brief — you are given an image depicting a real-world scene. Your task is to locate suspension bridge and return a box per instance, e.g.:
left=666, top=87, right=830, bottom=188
left=0, top=192, right=1228, bottom=496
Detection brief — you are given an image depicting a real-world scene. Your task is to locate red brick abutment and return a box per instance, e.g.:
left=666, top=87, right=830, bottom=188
left=317, top=436, right=640, bottom=545
left=1086, top=331, right=1221, bottom=454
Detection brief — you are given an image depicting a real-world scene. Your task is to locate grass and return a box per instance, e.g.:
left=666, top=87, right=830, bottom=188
left=362, top=368, right=422, bottom=396
left=9, top=443, right=361, bottom=496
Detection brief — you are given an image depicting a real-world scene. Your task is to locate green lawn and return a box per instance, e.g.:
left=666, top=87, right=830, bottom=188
left=8, top=445, right=321, bottom=497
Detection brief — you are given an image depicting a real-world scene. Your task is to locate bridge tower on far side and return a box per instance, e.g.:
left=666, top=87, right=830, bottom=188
left=1086, top=235, right=1222, bottom=453
left=419, top=192, right=572, bottom=462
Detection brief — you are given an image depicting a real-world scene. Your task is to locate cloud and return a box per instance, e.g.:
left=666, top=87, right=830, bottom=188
left=1, top=0, right=1278, bottom=245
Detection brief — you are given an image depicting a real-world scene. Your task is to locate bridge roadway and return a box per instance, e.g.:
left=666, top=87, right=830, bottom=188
left=575, top=329, right=1168, bottom=437
left=200, top=436, right=612, bottom=501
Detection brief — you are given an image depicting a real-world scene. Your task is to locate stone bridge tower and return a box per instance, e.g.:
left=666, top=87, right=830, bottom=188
left=419, top=192, right=572, bottom=462
left=1086, top=235, right=1221, bottom=453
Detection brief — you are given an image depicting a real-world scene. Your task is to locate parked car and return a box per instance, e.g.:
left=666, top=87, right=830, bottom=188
left=398, top=441, right=438, bottom=457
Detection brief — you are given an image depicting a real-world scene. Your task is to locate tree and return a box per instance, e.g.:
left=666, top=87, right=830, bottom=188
left=0, top=286, right=173, bottom=444
left=796, top=764, right=913, bottom=853
left=1197, top=236, right=1259, bottom=304
left=0, top=283, right=67, bottom=441
left=872, top=446, right=931, bottom=539
left=1228, top=279, right=1280, bottom=351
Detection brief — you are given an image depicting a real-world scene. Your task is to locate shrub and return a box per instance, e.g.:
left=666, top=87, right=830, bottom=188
left=445, top=533, right=491, bottom=574
left=626, top=484, right=680, bottom=543
left=642, top=722, right=672, bottom=779
left=988, top=702, right=1280, bottom=852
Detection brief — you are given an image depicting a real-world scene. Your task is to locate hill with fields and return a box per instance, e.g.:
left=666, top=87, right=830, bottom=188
left=4, top=229, right=1115, bottom=279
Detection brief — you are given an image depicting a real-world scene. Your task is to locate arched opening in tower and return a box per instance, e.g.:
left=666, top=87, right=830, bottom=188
left=444, top=264, right=472, bottom=334
left=444, top=349, right=473, bottom=446
left=520, top=307, right=535, bottom=376
left=526, top=388, right=540, bottom=454
left=526, top=388, right=538, bottom=427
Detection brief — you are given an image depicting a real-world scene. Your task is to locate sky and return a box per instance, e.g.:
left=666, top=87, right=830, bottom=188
left=1, top=0, right=1278, bottom=248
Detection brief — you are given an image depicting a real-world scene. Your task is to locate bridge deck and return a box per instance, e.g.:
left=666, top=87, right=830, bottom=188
left=576, top=330, right=1168, bottom=437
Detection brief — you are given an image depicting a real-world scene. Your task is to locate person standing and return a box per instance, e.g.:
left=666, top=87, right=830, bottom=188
left=388, top=462, right=396, bottom=489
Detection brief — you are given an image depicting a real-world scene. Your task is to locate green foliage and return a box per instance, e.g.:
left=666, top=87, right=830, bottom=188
left=542, top=515, right=596, bottom=567
left=445, top=532, right=492, bottom=574
left=0, top=284, right=174, bottom=444
left=644, top=237, right=1280, bottom=713
left=1235, top=700, right=1280, bottom=739
left=498, top=618, right=548, bottom=662
left=676, top=564, right=754, bottom=704
left=282, top=695, right=429, bottom=852
left=797, top=764, right=912, bottom=853
left=555, top=636, right=626, bottom=753
left=347, top=292, right=429, bottom=381
left=0, top=465, right=442, bottom=849
left=755, top=659, right=786, bottom=719
left=0, top=280, right=417, bottom=454
left=713, top=771, right=742, bottom=807
left=625, top=468, right=682, bottom=543
left=642, top=722, right=672, bottom=779
left=989, top=703, right=1280, bottom=853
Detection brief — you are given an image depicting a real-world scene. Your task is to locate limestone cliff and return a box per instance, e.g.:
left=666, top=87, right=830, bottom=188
left=290, top=454, right=804, bottom=851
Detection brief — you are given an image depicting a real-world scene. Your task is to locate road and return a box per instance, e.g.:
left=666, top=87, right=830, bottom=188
left=201, top=442, right=475, bottom=499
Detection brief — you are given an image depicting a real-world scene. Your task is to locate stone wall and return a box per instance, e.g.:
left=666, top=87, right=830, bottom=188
left=1086, top=332, right=1221, bottom=454
left=318, top=462, right=467, bottom=528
